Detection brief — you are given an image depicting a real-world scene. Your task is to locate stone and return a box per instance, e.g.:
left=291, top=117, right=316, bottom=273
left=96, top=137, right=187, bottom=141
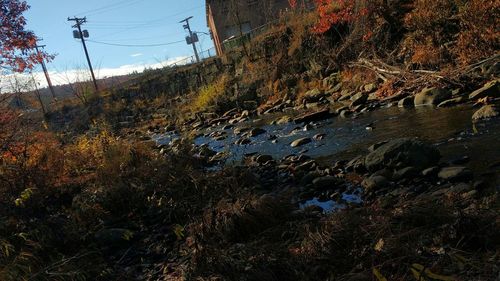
left=240, top=110, right=250, bottom=118
left=335, top=106, right=349, bottom=114
left=294, top=109, right=332, bottom=124
left=302, top=88, right=326, bottom=103
left=276, top=116, right=293, bottom=125
left=339, top=110, right=351, bottom=118
left=414, top=87, right=452, bottom=106
left=254, top=154, right=273, bottom=164
left=305, top=102, right=321, bottom=110
left=363, top=83, right=377, bottom=93
left=362, top=175, right=389, bottom=192
left=368, top=141, right=388, bottom=152
left=313, top=133, right=326, bottom=141
left=398, top=97, right=414, bottom=108
left=338, top=91, right=352, bottom=101
left=393, top=166, right=419, bottom=180
left=291, top=137, right=312, bottom=147
left=469, top=80, right=500, bottom=100
left=422, top=166, right=440, bottom=177
left=472, top=105, right=499, bottom=121
left=350, top=93, right=368, bottom=107
left=364, top=138, right=440, bottom=172
left=438, top=166, right=473, bottom=182
left=235, top=137, right=251, bottom=145
left=345, top=156, right=366, bottom=173
left=437, top=97, right=465, bottom=108
left=312, top=176, right=339, bottom=190
left=248, top=128, right=266, bottom=137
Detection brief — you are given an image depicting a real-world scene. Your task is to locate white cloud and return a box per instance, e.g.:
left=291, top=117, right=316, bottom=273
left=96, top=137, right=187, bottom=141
left=130, top=53, right=143, bottom=57
left=1, top=56, right=190, bottom=93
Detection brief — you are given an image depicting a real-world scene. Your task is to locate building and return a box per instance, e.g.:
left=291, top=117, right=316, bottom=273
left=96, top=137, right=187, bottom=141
left=206, top=0, right=292, bottom=56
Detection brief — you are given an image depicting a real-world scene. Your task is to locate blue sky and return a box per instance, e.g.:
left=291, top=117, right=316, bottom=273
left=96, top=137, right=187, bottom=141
left=23, top=0, right=214, bottom=85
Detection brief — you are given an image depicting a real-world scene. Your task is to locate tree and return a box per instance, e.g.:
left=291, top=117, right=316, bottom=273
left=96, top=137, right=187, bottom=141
left=0, top=0, right=50, bottom=72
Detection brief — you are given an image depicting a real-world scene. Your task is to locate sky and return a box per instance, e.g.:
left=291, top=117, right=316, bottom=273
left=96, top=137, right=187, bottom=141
left=16, top=0, right=214, bottom=88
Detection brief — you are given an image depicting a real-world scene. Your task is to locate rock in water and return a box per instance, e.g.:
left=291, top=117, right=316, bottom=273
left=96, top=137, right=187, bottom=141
left=312, top=176, right=339, bottom=190
left=398, top=97, right=414, bottom=108
left=365, top=138, right=440, bottom=172
left=469, top=80, right=500, bottom=100
left=438, top=166, right=473, bottom=181
left=414, top=87, right=451, bottom=106
left=350, top=93, right=368, bottom=107
left=437, top=97, right=465, bottom=108
left=291, top=137, right=312, bottom=147
left=294, top=108, right=332, bottom=124
left=472, top=105, right=499, bottom=121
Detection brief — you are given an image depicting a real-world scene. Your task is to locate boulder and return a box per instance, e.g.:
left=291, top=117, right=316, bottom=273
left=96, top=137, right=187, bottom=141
left=437, top=97, right=465, bottom=108
left=248, top=128, right=266, bottom=137
left=362, top=175, right=388, bottom=191
left=438, top=166, right=473, bottom=182
left=363, top=83, right=377, bottom=93
left=312, top=176, right=339, bottom=190
left=398, top=97, right=414, bottom=108
left=350, top=93, right=368, bottom=107
left=294, top=108, right=332, bottom=124
left=291, top=137, right=312, bottom=147
left=365, top=138, right=440, bottom=172
left=302, top=89, right=326, bottom=103
left=414, top=87, right=452, bottom=106
left=254, top=154, right=273, bottom=164
left=469, top=80, right=500, bottom=100
left=472, top=105, right=499, bottom=121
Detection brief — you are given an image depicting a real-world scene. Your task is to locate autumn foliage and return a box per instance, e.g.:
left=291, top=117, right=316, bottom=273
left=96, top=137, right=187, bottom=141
left=0, top=0, right=50, bottom=72
left=305, top=0, right=499, bottom=67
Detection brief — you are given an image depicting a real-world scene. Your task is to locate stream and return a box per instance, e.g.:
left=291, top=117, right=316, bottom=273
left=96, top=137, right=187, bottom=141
left=154, top=105, right=500, bottom=175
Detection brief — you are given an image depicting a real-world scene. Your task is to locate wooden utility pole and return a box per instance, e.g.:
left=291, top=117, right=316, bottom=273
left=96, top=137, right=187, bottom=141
left=67, top=17, right=99, bottom=92
left=180, top=16, right=200, bottom=63
left=34, top=43, right=56, bottom=100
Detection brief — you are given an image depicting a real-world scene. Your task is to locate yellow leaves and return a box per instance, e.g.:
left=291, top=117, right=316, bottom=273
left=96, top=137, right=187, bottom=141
left=410, top=264, right=456, bottom=281
left=173, top=224, right=185, bottom=240
left=121, top=230, right=134, bottom=241
left=191, top=74, right=229, bottom=112
left=0, top=240, right=15, bottom=258
left=14, top=188, right=37, bottom=207
left=372, top=268, right=388, bottom=281
left=374, top=238, right=384, bottom=252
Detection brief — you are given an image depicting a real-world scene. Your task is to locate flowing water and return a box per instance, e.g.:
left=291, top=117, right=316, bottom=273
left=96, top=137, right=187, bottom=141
left=152, top=104, right=499, bottom=212
left=154, top=105, right=500, bottom=176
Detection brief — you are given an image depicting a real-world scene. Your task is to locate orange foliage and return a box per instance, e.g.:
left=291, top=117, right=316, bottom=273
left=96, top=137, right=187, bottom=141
left=455, top=0, right=500, bottom=64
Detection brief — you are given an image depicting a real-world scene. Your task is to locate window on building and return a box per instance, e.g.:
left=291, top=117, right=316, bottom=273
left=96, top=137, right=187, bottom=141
left=225, top=22, right=252, bottom=38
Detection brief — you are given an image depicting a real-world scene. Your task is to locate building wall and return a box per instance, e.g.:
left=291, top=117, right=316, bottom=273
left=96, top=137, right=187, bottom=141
left=206, top=0, right=291, bottom=54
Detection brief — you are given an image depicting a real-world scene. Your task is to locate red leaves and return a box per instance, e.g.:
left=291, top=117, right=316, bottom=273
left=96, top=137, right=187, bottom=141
left=0, top=0, right=51, bottom=72
left=311, top=0, right=373, bottom=35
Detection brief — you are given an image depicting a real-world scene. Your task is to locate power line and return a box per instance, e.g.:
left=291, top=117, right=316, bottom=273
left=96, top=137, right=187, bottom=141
left=90, top=5, right=205, bottom=40
left=87, top=39, right=185, bottom=47
left=75, top=0, right=145, bottom=17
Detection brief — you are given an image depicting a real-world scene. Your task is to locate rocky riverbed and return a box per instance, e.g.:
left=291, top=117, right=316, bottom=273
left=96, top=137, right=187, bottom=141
left=143, top=79, right=500, bottom=215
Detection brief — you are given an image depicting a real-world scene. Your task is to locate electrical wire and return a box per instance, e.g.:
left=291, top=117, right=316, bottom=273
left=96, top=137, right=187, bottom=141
left=87, top=39, right=185, bottom=47
left=75, top=0, right=145, bottom=17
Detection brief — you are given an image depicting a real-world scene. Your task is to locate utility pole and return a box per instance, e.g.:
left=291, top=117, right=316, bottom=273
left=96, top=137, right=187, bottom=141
left=180, top=16, right=200, bottom=63
left=34, top=43, right=56, bottom=100
left=67, top=17, right=98, bottom=92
